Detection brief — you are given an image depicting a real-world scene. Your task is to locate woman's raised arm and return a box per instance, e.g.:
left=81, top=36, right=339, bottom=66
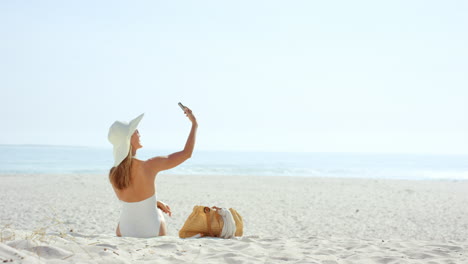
left=144, top=107, right=198, bottom=175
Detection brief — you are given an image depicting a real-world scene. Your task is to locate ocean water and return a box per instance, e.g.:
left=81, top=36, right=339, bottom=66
left=0, top=145, right=467, bottom=180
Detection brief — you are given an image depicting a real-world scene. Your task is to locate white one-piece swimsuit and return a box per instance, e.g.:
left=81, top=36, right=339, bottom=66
left=119, top=194, right=161, bottom=238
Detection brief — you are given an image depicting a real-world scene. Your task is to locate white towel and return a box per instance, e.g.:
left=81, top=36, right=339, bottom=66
left=218, top=208, right=237, bottom=239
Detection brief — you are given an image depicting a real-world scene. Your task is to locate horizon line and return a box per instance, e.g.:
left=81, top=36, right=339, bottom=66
left=1, top=143, right=467, bottom=156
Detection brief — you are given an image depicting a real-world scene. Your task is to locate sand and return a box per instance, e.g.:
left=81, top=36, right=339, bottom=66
left=1, top=173, right=467, bottom=263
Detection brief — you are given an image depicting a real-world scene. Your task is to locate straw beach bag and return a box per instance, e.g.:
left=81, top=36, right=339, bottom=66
left=179, top=206, right=243, bottom=238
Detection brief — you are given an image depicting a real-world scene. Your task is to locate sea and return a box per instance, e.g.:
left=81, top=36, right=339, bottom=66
left=0, top=145, right=467, bottom=181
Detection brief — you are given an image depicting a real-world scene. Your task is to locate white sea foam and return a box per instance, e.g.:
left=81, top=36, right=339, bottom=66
left=1, top=145, right=467, bottom=180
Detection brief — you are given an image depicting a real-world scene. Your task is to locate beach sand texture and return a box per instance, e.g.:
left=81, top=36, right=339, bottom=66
left=1, top=173, right=467, bottom=263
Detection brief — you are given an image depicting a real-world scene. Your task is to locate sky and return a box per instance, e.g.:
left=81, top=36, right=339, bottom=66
left=1, top=1, right=467, bottom=154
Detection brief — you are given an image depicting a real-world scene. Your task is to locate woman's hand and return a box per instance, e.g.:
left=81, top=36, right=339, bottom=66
left=157, top=201, right=172, bottom=217
left=183, top=107, right=197, bottom=126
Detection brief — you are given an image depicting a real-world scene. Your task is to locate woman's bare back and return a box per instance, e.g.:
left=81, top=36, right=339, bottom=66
left=113, top=159, right=156, bottom=202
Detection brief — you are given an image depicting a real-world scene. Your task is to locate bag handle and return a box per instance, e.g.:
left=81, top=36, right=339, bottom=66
left=204, top=207, right=215, bottom=237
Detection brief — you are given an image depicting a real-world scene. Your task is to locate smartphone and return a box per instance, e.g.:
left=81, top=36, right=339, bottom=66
left=178, top=102, right=186, bottom=111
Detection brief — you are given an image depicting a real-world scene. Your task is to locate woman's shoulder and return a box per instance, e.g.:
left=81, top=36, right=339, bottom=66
left=134, top=158, right=160, bottom=177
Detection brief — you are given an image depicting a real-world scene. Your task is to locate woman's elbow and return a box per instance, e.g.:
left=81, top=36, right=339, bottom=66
left=185, top=152, right=192, bottom=160
left=182, top=150, right=193, bottom=160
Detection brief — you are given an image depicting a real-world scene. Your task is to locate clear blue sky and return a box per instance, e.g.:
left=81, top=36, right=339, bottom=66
left=1, top=1, right=467, bottom=154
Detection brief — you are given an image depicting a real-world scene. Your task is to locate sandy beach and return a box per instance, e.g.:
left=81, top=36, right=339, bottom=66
left=1, top=173, right=467, bottom=263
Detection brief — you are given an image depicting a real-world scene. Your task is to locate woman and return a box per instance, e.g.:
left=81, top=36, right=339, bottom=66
left=107, top=106, right=197, bottom=238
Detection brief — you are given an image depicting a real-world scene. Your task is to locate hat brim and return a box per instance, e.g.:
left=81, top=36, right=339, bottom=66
left=112, top=113, right=144, bottom=167
left=129, top=113, right=144, bottom=134
left=113, top=141, right=131, bottom=167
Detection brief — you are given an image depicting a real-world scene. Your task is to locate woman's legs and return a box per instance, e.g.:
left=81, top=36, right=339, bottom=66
left=158, top=208, right=167, bottom=236
left=116, top=223, right=122, bottom=237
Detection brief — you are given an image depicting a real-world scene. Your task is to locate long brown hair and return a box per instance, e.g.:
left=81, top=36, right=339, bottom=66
left=109, top=146, right=133, bottom=190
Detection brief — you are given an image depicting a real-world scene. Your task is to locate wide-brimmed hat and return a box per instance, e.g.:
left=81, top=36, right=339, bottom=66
left=108, top=113, right=144, bottom=167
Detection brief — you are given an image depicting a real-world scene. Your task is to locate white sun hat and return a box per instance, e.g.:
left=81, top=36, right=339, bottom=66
left=108, top=113, right=144, bottom=167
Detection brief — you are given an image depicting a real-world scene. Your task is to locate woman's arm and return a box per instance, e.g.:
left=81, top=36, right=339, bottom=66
left=157, top=201, right=172, bottom=217
left=144, top=107, right=198, bottom=175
